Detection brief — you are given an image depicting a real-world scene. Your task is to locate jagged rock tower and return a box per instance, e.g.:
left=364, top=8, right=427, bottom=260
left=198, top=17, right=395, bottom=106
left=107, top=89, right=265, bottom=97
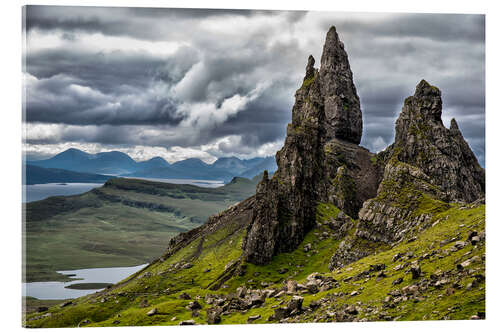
left=243, top=27, right=380, bottom=264
left=380, top=80, right=485, bottom=202
left=329, top=80, right=485, bottom=269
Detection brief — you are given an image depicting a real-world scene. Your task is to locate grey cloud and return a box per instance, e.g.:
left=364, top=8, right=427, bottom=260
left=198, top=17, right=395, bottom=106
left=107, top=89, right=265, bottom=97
left=319, top=13, right=484, bottom=43
left=26, top=6, right=281, bottom=41
left=23, top=7, right=485, bottom=166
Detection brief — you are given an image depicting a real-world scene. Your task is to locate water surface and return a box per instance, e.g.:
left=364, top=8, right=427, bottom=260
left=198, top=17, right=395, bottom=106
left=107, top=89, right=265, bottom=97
left=23, top=183, right=104, bottom=203
left=23, top=264, right=148, bottom=300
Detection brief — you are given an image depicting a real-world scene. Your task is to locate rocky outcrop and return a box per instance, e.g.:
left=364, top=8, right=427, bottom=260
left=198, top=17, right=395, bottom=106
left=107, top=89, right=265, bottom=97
left=328, top=79, right=485, bottom=270
left=242, top=26, right=380, bottom=265
left=380, top=80, right=485, bottom=203
left=354, top=79, right=485, bottom=246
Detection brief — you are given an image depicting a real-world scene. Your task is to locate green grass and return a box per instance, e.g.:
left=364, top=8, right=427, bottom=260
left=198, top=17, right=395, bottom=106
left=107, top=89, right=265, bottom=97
left=24, top=194, right=485, bottom=327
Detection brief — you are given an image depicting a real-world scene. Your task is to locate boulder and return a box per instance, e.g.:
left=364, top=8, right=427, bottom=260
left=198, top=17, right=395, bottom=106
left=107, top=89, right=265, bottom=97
left=147, top=308, right=157, bottom=316
left=206, top=307, right=222, bottom=324
left=306, top=281, right=319, bottom=294
left=272, top=307, right=290, bottom=321
left=60, top=301, right=72, bottom=308
left=287, top=296, right=304, bottom=312
left=247, top=314, right=261, bottom=322
left=179, top=292, right=191, bottom=300
left=186, top=301, right=202, bottom=311
left=392, top=277, right=403, bottom=285
left=287, top=280, right=298, bottom=293
left=236, top=286, right=247, bottom=298
left=410, top=264, right=421, bottom=279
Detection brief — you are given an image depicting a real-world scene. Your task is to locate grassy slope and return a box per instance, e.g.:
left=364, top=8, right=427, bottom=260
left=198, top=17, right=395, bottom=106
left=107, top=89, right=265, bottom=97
left=24, top=197, right=485, bottom=327
left=24, top=177, right=258, bottom=282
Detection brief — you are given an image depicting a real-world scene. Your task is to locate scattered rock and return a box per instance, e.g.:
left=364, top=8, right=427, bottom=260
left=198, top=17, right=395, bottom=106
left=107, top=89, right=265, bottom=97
left=278, top=268, right=289, bottom=274
left=287, top=296, right=304, bottom=312
left=392, top=277, right=403, bottom=285
left=179, top=292, right=191, bottom=300
left=147, top=308, right=157, bottom=316
left=287, top=280, right=298, bottom=293
left=236, top=286, right=247, bottom=298
left=306, top=281, right=319, bottom=294
left=309, top=300, right=321, bottom=310
left=206, top=307, right=222, bottom=324
left=179, top=320, right=195, bottom=325
left=186, top=301, right=202, bottom=311
left=410, top=264, right=421, bottom=279
left=345, top=305, right=358, bottom=315
left=467, top=230, right=478, bottom=241
left=370, top=263, right=386, bottom=272
left=60, top=301, right=72, bottom=308
left=247, top=314, right=261, bottom=322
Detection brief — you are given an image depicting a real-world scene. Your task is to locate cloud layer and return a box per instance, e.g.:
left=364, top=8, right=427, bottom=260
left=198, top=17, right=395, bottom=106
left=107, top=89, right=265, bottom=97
left=24, top=6, right=485, bottom=165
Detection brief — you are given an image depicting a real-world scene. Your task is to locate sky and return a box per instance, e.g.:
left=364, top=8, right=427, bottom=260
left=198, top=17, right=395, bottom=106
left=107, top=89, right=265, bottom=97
left=23, top=6, right=485, bottom=165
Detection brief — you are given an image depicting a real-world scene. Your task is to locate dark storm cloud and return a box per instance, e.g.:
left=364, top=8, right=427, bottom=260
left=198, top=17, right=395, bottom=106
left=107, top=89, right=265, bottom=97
left=23, top=7, right=485, bottom=165
left=319, top=13, right=484, bottom=43
left=27, top=48, right=195, bottom=93
left=25, top=6, right=284, bottom=41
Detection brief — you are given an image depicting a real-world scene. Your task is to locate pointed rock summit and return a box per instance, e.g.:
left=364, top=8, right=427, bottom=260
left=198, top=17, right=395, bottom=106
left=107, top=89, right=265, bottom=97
left=320, top=26, right=363, bottom=144
left=329, top=79, right=485, bottom=269
left=384, top=79, right=485, bottom=203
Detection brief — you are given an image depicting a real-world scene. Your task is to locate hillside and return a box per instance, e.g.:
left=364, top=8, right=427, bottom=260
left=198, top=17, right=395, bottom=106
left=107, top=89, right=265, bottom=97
left=24, top=176, right=259, bottom=282
left=23, top=26, right=485, bottom=327
left=24, top=165, right=115, bottom=185
left=23, top=199, right=485, bottom=326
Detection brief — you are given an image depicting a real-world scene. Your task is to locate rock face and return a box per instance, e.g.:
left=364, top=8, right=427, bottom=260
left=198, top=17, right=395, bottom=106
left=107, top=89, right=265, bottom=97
left=380, top=80, right=485, bottom=203
left=319, top=27, right=363, bottom=144
left=242, top=26, right=379, bottom=265
left=328, top=79, right=485, bottom=270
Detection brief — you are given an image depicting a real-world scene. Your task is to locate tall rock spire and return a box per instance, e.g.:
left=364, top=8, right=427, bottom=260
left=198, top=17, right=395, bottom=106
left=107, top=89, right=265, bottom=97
left=319, top=26, right=363, bottom=144
left=242, top=26, right=376, bottom=265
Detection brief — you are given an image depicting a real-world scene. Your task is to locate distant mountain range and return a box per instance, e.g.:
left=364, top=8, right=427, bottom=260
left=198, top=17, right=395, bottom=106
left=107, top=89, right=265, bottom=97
left=26, top=148, right=277, bottom=184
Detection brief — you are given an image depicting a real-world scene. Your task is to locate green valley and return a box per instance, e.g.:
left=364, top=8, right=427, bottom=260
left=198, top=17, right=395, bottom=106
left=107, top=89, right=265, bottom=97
left=23, top=176, right=260, bottom=282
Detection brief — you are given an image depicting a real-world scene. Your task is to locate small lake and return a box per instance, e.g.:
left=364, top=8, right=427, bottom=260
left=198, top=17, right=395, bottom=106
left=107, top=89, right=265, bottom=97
left=23, top=179, right=225, bottom=203
left=23, top=264, right=148, bottom=300
left=23, top=183, right=104, bottom=203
